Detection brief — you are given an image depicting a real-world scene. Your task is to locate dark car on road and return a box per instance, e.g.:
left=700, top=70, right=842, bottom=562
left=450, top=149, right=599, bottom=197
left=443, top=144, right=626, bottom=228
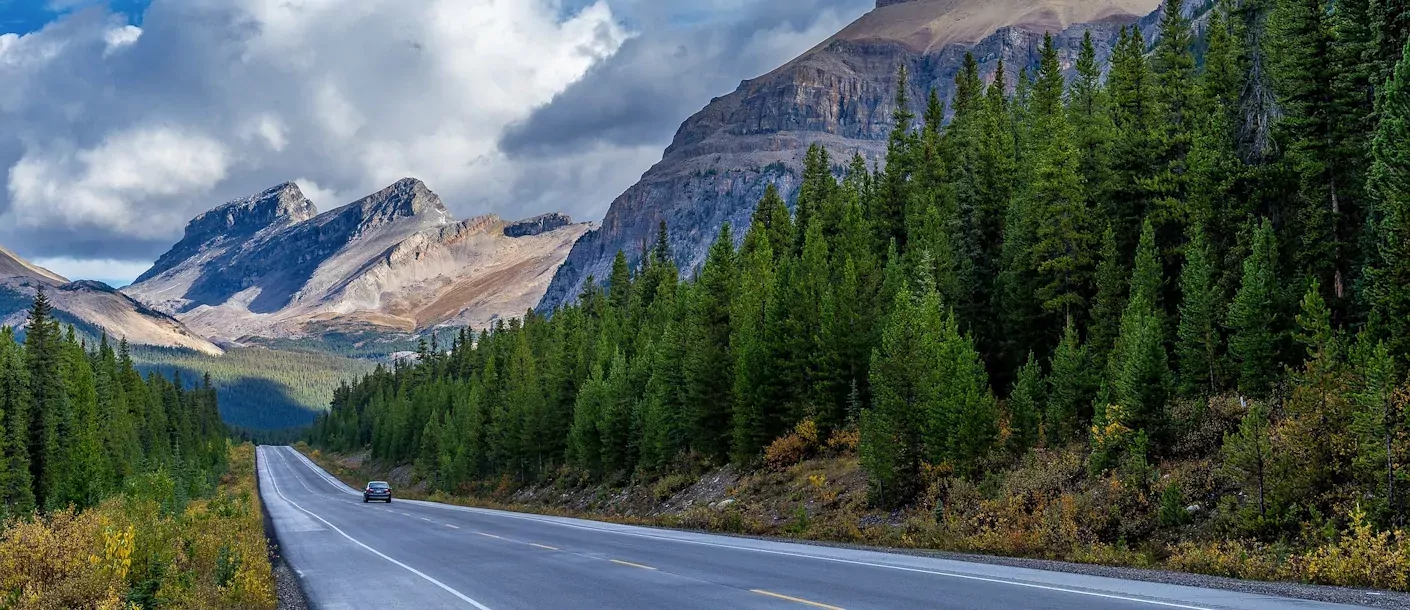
left=363, top=481, right=392, bottom=503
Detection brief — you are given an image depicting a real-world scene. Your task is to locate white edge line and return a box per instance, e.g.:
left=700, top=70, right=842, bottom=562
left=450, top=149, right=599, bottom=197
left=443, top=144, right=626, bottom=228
left=276, top=447, right=1211, bottom=610
left=261, top=448, right=493, bottom=610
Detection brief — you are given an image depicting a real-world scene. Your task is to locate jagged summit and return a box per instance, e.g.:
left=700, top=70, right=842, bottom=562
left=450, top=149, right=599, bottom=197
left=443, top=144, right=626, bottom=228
left=138, top=182, right=317, bottom=284
left=125, top=179, right=589, bottom=342
left=330, top=178, right=450, bottom=230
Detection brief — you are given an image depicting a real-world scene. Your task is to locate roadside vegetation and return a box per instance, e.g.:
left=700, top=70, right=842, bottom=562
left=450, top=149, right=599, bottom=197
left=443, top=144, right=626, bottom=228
left=0, top=294, right=276, bottom=608
left=0, top=444, right=275, bottom=609
left=308, top=0, right=1410, bottom=593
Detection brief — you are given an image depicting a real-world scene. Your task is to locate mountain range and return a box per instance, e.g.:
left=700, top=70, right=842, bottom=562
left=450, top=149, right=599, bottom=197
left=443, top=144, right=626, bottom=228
left=538, top=0, right=1174, bottom=311
left=123, top=178, right=589, bottom=345
left=0, top=246, right=223, bottom=354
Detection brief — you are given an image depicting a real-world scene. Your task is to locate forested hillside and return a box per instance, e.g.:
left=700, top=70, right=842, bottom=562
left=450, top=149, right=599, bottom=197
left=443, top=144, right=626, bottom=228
left=310, top=0, right=1410, bottom=582
left=135, top=346, right=375, bottom=430
left=0, top=290, right=228, bottom=518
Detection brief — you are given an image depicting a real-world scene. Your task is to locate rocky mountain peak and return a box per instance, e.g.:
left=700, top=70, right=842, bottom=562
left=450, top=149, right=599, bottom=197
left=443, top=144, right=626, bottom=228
left=137, top=182, right=317, bottom=284
left=358, top=178, right=447, bottom=222
left=188, top=182, right=317, bottom=239
left=504, top=213, right=575, bottom=238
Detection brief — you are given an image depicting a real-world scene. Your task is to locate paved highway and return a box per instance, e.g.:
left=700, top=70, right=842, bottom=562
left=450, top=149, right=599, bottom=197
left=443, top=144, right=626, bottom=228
left=257, top=445, right=1371, bottom=610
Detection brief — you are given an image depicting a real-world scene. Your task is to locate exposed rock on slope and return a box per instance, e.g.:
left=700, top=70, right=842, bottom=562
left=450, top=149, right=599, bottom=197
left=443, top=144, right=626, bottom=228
left=125, top=179, right=589, bottom=343
left=0, top=247, right=222, bottom=355
left=539, top=0, right=1163, bottom=311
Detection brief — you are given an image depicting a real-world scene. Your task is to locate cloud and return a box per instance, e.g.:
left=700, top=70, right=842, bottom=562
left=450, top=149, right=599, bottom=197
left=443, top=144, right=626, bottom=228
left=6, top=125, right=232, bottom=239
left=0, top=0, right=872, bottom=285
left=496, top=0, right=870, bottom=218
left=0, top=0, right=629, bottom=278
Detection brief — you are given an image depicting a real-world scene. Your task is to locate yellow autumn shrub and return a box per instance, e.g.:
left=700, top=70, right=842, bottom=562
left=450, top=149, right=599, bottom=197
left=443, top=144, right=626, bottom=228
left=0, top=443, right=276, bottom=610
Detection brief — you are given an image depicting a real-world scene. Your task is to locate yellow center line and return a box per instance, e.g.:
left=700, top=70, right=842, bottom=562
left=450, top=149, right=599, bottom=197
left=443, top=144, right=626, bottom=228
left=478, top=532, right=503, bottom=539
left=609, top=559, right=657, bottom=570
left=529, top=543, right=559, bottom=551
left=750, top=589, right=845, bottom=610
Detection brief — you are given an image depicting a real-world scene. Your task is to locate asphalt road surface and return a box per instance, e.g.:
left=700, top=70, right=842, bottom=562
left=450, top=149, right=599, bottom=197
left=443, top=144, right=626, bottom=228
left=257, top=445, right=1373, bottom=610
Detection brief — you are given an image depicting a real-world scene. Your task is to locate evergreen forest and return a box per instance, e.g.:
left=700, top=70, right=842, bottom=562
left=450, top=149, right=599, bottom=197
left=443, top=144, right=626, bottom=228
left=0, top=289, right=229, bottom=520
left=309, top=0, right=1410, bottom=562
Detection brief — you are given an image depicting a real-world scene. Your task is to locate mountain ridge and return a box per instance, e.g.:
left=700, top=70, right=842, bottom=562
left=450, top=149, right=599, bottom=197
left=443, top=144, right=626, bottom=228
left=126, top=179, right=589, bottom=343
left=0, top=247, right=223, bottom=354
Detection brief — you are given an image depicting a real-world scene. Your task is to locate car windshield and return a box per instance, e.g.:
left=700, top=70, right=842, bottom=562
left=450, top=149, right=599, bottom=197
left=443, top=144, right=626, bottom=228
left=369, top=482, right=388, bottom=489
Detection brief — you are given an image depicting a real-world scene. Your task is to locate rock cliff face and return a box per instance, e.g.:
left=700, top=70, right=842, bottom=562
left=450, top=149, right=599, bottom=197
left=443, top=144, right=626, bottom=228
left=125, top=179, right=589, bottom=343
left=0, top=247, right=222, bottom=354
left=539, top=0, right=1164, bottom=311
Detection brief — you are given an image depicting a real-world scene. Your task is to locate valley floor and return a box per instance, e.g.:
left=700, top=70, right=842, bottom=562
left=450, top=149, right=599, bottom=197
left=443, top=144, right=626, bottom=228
left=296, top=444, right=1410, bottom=609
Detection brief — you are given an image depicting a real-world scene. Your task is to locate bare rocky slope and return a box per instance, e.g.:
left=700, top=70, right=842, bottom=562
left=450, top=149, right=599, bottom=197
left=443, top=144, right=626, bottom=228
left=540, top=0, right=1170, bottom=311
left=125, top=179, right=589, bottom=343
left=0, top=247, right=223, bottom=355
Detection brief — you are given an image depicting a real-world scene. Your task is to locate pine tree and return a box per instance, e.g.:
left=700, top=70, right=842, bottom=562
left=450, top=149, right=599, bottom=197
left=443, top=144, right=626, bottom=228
left=876, top=65, right=917, bottom=252
left=1222, top=398, right=1274, bottom=523
left=1267, top=0, right=1356, bottom=308
left=863, top=284, right=933, bottom=507
left=1188, top=0, right=1251, bottom=299
left=1350, top=339, right=1407, bottom=525
left=1177, top=225, right=1223, bottom=397
left=731, top=221, right=776, bottom=464
left=0, top=329, right=35, bottom=515
left=685, top=224, right=738, bottom=463
left=938, top=307, right=999, bottom=475
left=24, top=287, right=66, bottom=508
left=1227, top=219, right=1281, bottom=396
left=1146, top=0, right=1198, bottom=262
left=1089, top=224, right=1127, bottom=366
left=1110, top=220, right=1172, bottom=443
left=1108, top=26, right=1158, bottom=255
left=1070, top=32, right=1114, bottom=212
left=1031, top=33, right=1099, bottom=325
left=1047, top=317, right=1095, bottom=445
left=748, top=184, right=794, bottom=264
left=1366, top=39, right=1410, bottom=362
left=1007, top=352, right=1043, bottom=454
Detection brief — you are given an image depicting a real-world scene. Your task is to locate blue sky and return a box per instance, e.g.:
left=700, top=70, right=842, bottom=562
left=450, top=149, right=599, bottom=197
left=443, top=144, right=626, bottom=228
left=0, top=0, right=149, bottom=34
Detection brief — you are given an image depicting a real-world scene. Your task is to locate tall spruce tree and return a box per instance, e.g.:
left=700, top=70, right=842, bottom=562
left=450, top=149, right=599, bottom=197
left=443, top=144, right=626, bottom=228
left=1227, top=219, right=1281, bottom=396
left=1031, top=33, right=1099, bottom=328
left=1366, top=39, right=1410, bottom=363
left=685, top=224, right=738, bottom=463
left=1177, top=225, right=1223, bottom=397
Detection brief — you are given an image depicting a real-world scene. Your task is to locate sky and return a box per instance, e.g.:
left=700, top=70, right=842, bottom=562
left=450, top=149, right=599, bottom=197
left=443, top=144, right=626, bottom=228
left=0, top=0, right=871, bottom=287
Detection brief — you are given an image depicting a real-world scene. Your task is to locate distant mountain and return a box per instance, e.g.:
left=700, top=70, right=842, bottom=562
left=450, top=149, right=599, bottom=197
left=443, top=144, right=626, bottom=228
left=539, top=0, right=1170, bottom=311
left=0, top=246, right=223, bottom=355
left=125, top=179, right=589, bottom=343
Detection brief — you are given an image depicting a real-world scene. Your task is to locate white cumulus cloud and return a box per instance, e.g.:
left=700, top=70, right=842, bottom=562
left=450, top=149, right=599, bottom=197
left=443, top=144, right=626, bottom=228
left=0, top=0, right=630, bottom=281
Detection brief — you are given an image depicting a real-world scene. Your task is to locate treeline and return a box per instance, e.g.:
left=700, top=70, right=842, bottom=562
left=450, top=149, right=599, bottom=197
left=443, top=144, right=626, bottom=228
left=311, top=0, right=1410, bottom=539
left=0, top=289, right=228, bottom=520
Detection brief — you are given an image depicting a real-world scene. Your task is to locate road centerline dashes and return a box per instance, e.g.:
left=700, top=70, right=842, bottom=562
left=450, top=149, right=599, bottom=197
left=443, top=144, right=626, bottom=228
left=530, top=543, right=559, bottom=551
left=609, top=559, right=658, bottom=570
left=751, top=589, right=845, bottom=610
